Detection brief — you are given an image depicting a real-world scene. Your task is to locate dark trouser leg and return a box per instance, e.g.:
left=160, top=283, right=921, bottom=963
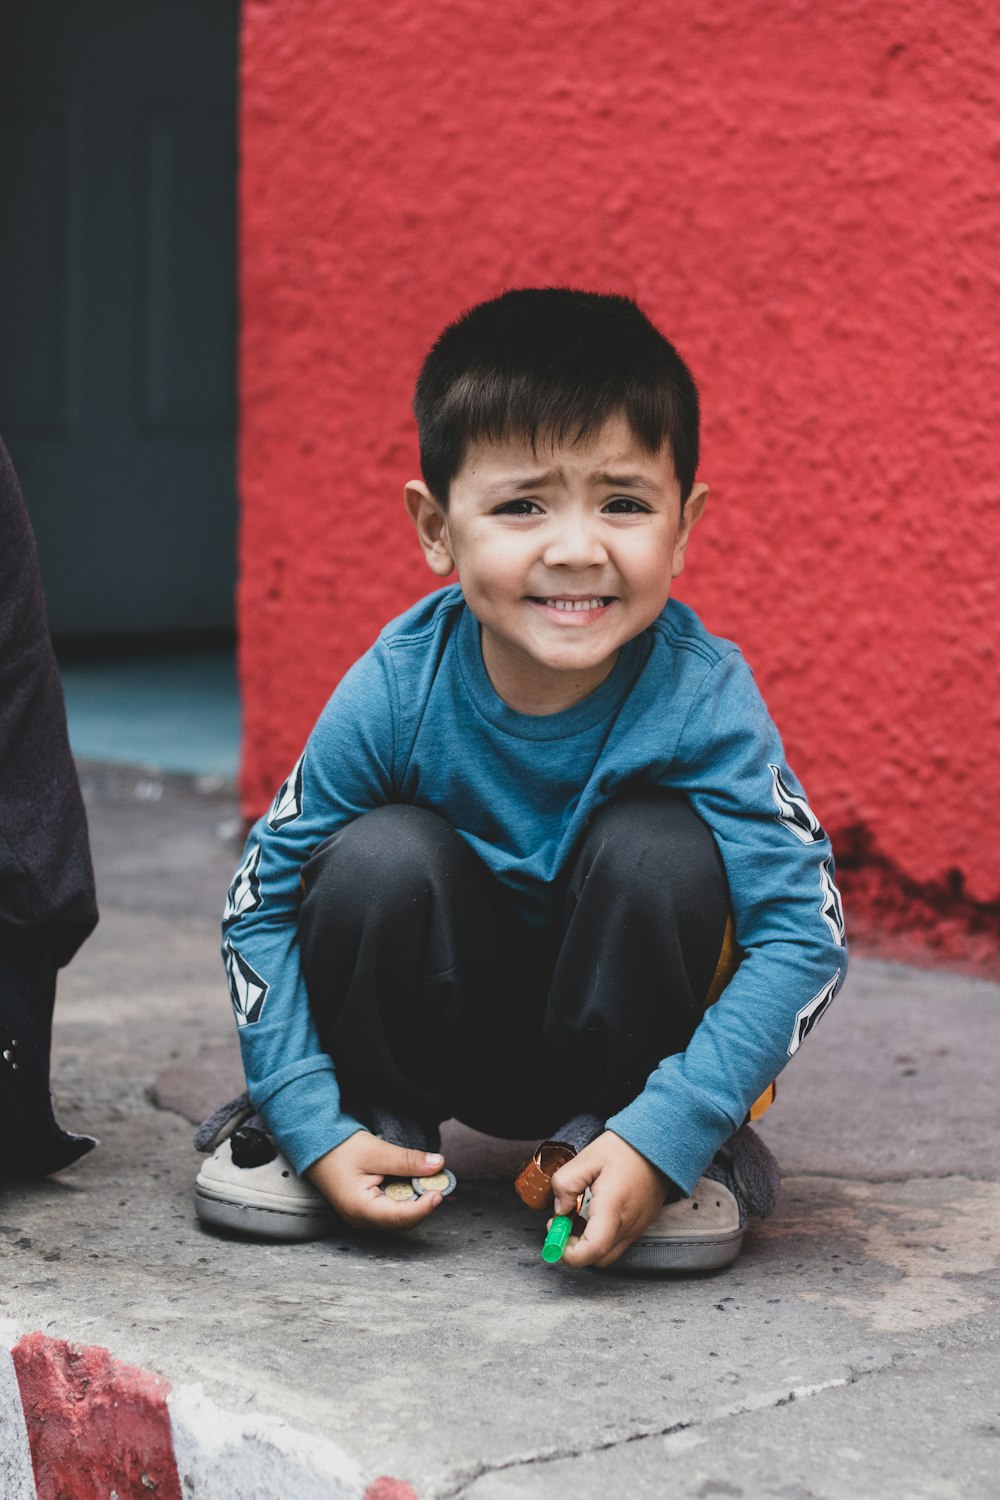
left=0, top=939, right=98, bottom=1178
left=544, top=790, right=730, bottom=1121
left=298, top=806, right=575, bottom=1141
left=297, top=794, right=730, bottom=1149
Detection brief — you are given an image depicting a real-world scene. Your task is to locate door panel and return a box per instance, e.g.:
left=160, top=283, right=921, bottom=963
left=0, top=106, right=81, bottom=435
left=140, top=104, right=236, bottom=434
left=0, top=0, right=239, bottom=638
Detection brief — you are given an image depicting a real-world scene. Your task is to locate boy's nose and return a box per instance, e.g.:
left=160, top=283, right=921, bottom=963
left=542, top=517, right=609, bottom=570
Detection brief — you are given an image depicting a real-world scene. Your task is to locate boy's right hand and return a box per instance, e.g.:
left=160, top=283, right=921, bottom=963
left=305, top=1131, right=446, bottom=1229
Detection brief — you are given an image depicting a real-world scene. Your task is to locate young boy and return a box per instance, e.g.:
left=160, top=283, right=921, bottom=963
left=195, top=289, right=847, bottom=1271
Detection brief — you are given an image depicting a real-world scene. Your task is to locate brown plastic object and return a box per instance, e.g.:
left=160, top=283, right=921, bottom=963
left=514, top=1139, right=577, bottom=1210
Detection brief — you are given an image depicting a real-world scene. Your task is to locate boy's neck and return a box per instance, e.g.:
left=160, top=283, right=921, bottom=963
left=480, top=629, right=621, bottom=716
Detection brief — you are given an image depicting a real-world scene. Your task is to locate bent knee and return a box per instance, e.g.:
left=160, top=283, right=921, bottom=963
left=301, top=804, right=464, bottom=906
left=578, top=791, right=725, bottom=892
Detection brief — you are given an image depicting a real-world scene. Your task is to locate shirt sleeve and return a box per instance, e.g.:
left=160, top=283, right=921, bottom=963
left=220, top=646, right=399, bottom=1174
left=606, top=649, right=848, bottom=1194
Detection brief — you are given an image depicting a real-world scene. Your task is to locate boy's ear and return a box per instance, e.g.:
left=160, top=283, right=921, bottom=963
left=404, top=481, right=455, bottom=578
left=671, top=482, right=709, bottom=578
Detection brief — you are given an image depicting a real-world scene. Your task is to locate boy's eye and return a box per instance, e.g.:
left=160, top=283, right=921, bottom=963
left=603, top=496, right=650, bottom=514
left=493, top=499, right=542, bottom=516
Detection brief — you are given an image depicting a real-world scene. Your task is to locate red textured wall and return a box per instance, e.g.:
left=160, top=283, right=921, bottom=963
left=238, top=0, right=1000, bottom=921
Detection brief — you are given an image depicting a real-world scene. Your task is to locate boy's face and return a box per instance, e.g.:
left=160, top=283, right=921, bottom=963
left=405, top=416, right=707, bottom=714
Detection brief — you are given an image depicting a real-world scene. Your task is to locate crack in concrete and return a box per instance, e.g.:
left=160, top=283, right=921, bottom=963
left=780, top=1170, right=1000, bottom=1185
left=435, top=1358, right=892, bottom=1498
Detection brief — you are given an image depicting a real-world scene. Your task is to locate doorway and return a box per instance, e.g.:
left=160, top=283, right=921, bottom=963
left=1, top=0, right=240, bottom=773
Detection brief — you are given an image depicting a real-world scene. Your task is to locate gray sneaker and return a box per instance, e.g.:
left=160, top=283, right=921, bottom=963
left=193, top=1094, right=453, bottom=1241
left=195, top=1122, right=336, bottom=1242
left=600, top=1124, right=780, bottom=1273
left=609, top=1176, right=745, bottom=1272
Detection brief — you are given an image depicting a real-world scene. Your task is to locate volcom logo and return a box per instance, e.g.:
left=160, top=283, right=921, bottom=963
left=224, top=942, right=269, bottom=1027
left=819, top=856, right=846, bottom=946
left=267, top=753, right=305, bottom=830
left=223, top=843, right=263, bottom=926
left=787, top=974, right=839, bottom=1056
left=768, top=764, right=824, bottom=844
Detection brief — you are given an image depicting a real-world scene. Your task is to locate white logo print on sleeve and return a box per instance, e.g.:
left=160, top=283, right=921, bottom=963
left=267, top=753, right=305, bottom=830
left=224, top=942, right=270, bottom=1027
left=787, top=974, right=839, bottom=1056
left=819, top=855, right=846, bottom=946
left=223, top=843, right=263, bottom=925
left=768, top=764, right=824, bottom=844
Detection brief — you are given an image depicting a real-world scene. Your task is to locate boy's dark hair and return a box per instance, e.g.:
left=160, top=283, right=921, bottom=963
left=413, top=288, right=700, bottom=506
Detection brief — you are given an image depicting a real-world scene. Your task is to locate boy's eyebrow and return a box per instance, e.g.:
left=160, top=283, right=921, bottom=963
left=480, top=471, right=560, bottom=497
left=480, top=469, right=662, bottom=497
left=593, top=471, right=661, bottom=494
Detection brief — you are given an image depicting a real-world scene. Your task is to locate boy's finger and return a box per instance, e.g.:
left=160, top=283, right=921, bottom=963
left=550, top=1160, right=591, bottom=1214
left=364, top=1188, right=442, bottom=1230
left=363, top=1142, right=445, bottom=1178
left=560, top=1203, right=620, bottom=1268
left=593, top=1238, right=638, bottom=1269
left=558, top=1230, right=604, bottom=1269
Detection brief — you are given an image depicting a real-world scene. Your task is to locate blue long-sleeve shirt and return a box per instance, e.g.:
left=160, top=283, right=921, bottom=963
left=222, top=586, right=847, bottom=1193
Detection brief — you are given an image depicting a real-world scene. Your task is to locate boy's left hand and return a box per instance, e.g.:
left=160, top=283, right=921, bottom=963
left=550, top=1131, right=669, bottom=1269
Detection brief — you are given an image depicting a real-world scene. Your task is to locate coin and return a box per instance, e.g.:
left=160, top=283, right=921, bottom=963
left=412, top=1169, right=457, bottom=1197
left=383, top=1178, right=418, bottom=1202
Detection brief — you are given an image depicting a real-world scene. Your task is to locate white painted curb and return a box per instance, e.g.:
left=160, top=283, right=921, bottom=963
left=0, top=1342, right=37, bottom=1500
left=168, top=1382, right=363, bottom=1500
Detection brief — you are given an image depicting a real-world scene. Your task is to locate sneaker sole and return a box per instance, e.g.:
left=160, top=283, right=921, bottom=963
left=612, top=1227, right=744, bottom=1273
left=195, top=1186, right=335, bottom=1242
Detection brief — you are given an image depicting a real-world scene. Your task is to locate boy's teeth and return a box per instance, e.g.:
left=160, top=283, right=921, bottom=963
left=546, top=598, right=604, bottom=611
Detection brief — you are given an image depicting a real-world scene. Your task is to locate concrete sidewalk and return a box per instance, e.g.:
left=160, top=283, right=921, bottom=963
left=2, top=765, right=998, bottom=1499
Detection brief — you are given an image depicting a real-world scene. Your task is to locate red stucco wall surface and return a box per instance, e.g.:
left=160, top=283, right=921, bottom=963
left=238, top=1, right=1000, bottom=952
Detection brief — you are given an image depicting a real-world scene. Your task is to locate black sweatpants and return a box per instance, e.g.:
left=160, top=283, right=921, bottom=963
left=298, top=792, right=730, bottom=1142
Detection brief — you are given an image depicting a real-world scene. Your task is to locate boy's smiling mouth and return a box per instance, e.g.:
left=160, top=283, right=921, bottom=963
left=528, top=595, right=615, bottom=618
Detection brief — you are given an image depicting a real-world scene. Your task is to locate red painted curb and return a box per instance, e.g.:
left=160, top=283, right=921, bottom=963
left=12, top=1333, right=182, bottom=1500
left=7, top=1330, right=421, bottom=1499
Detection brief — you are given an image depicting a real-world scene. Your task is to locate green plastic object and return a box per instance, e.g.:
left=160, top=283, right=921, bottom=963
left=542, top=1214, right=573, bottom=1264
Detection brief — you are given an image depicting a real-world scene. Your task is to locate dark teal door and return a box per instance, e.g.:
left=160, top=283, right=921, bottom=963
left=0, top=0, right=238, bottom=640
